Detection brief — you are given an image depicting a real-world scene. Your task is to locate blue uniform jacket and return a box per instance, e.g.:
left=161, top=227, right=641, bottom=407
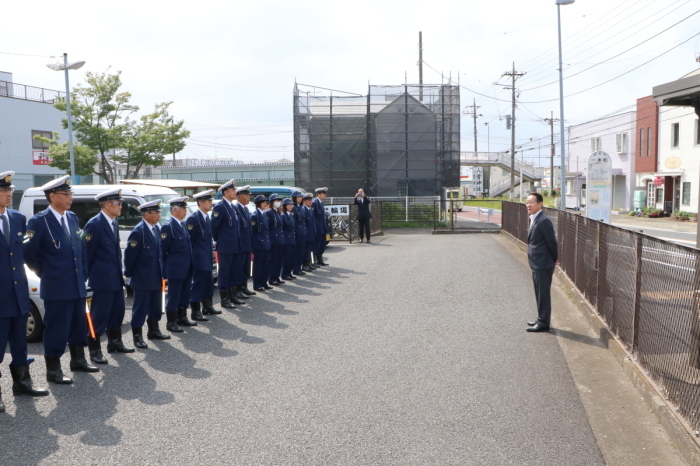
left=123, top=220, right=163, bottom=291
left=266, top=210, right=285, bottom=245
left=0, top=209, right=30, bottom=317
left=25, top=208, right=87, bottom=301
left=161, top=219, right=192, bottom=280
left=282, top=212, right=296, bottom=245
left=304, top=206, right=316, bottom=242
left=235, top=202, right=253, bottom=252
left=83, top=213, right=124, bottom=291
left=312, top=198, right=326, bottom=234
left=251, top=209, right=271, bottom=251
left=293, top=205, right=307, bottom=237
left=186, top=210, right=214, bottom=272
left=211, top=200, right=241, bottom=254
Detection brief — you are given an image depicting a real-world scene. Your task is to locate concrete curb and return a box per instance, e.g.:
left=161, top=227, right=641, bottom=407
left=502, top=231, right=700, bottom=465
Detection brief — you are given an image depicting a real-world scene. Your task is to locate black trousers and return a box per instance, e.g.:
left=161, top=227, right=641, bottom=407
left=532, top=268, right=554, bottom=327
left=358, top=218, right=371, bottom=240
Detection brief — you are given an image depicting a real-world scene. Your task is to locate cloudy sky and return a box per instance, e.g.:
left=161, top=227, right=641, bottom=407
left=2, top=0, right=699, bottom=167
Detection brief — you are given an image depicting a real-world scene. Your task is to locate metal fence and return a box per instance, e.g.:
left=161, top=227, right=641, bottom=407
left=0, top=80, right=64, bottom=103
left=502, top=201, right=700, bottom=433
left=434, top=200, right=502, bottom=232
left=325, top=201, right=383, bottom=243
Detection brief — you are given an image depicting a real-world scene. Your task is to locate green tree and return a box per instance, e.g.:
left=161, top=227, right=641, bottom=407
left=33, top=132, right=99, bottom=177
left=54, top=70, right=138, bottom=184
left=116, top=102, right=191, bottom=179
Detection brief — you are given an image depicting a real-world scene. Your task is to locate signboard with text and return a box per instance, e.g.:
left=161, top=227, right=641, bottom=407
left=324, top=205, right=349, bottom=217
left=472, top=167, right=483, bottom=196
left=32, top=151, right=52, bottom=165
left=585, top=151, right=612, bottom=223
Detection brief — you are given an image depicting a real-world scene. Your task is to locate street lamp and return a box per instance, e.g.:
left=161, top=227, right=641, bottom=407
left=556, top=0, right=574, bottom=209
left=47, top=53, right=85, bottom=185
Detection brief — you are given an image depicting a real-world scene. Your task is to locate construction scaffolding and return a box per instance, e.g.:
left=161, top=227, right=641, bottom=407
left=294, top=83, right=460, bottom=197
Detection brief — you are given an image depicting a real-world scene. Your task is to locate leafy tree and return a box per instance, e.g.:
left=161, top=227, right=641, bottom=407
left=33, top=132, right=99, bottom=177
left=116, top=102, right=190, bottom=179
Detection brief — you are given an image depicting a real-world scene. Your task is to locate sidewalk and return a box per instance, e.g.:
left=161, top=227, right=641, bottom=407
left=610, top=213, right=697, bottom=233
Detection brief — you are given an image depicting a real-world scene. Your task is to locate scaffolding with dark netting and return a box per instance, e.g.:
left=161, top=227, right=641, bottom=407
left=294, top=83, right=460, bottom=197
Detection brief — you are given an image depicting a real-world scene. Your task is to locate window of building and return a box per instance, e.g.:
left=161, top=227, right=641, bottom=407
left=639, top=129, right=644, bottom=157
left=671, top=123, right=680, bottom=148
left=615, top=132, right=627, bottom=153
left=647, top=181, right=655, bottom=207
left=31, top=130, right=52, bottom=150
left=33, top=175, right=56, bottom=187
left=647, top=128, right=652, bottom=156
left=682, top=182, right=691, bottom=205
left=590, top=137, right=601, bottom=152
left=501, top=168, right=508, bottom=177
left=656, top=187, right=664, bottom=203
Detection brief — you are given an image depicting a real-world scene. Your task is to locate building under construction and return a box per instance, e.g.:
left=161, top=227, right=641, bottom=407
left=293, top=83, right=460, bottom=197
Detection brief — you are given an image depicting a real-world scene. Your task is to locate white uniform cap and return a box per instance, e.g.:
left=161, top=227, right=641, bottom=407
left=217, top=179, right=236, bottom=193
left=193, top=189, right=214, bottom=200
left=94, top=188, right=122, bottom=202
left=168, top=196, right=189, bottom=206
left=236, top=185, right=251, bottom=194
left=137, top=199, right=162, bottom=212
left=315, top=187, right=329, bottom=193
left=40, top=175, right=71, bottom=192
left=0, top=171, right=15, bottom=188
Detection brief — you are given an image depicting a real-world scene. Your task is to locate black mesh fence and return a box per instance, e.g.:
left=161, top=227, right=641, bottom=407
left=502, top=201, right=700, bottom=432
left=325, top=201, right=383, bottom=243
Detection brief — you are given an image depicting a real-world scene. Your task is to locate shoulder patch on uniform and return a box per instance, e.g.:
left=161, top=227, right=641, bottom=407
left=129, top=240, right=138, bottom=248
left=187, top=224, right=194, bottom=230
left=84, top=233, right=93, bottom=241
left=161, top=232, right=168, bottom=239
left=26, top=230, right=34, bottom=239
left=213, top=212, right=220, bottom=217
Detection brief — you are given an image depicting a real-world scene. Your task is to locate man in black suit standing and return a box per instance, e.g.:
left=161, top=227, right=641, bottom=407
left=353, top=189, right=372, bottom=243
left=525, top=193, right=558, bottom=333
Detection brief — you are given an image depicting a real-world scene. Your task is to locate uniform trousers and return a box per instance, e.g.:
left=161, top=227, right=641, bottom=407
left=90, top=289, right=125, bottom=335
left=293, top=235, right=305, bottom=273
left=166, top=273, right=193, bottom=312
left=131, top=290, right=163, bottom=328
left=313, top=231, right=326, bottom=256
left=0, top=314, right=29, bottom=372
left=268, top=244, right=284, bottom=283
left=217, top=253, right=238, bottom=290
left=532, top=268, right=554, bottom=327
left=305, top=239, right=314, bottom=262
left=282, top=244, right=295, bottom=278
left=43, top=299, right=88, bottom=357
left=240, top=252, right=252, bottom=285
left=252, top=249, right=270, bottom=289
left=190, top=269, right=214, bottom=302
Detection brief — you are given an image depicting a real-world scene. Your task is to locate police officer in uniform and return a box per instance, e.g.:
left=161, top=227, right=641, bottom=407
left=161, top=196, right=197, bottom=330
left=251, top=195, right=272, bottom=291
left=25, top=175, right=98, bottom=384
left=124, top=200, right=170, bottom=348
left=302, top=193, right=317, bottom=271
left=82, top=189, right=134, bottom=364
left=266, top=194, right=285, bottom=286
left=312, top=187, right=329, bottom=266
left=291, top=191, right=307, bottom=276
left=211, top=180, right=244, bottom=308
left=281, top=198, right=297, bottom=281
left=233, top=186, right=255, bottom=301
left=0, top=171, right=48, bottom=411
left=186, top=189, right=220, bottom=320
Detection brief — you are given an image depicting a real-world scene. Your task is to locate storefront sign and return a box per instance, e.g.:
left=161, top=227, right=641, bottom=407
left=32, top=151, right=52, bottom=165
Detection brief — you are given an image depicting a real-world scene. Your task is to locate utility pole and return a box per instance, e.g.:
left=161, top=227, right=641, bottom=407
left=502, top=63, right=525, bottom=201
left=464, top=98, right=481, bottom=155
left=418, top=31, right=423, bottom=100
left=543, top=111, right=559, bottom=194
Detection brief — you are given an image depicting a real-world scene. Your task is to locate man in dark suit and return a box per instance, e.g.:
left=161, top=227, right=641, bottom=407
left=186, top=189, right=219, bottom=320
left=25, top=175, right=98, bottom=384
left=82, top=188, right=134, bottom=364
left=124, top=200, right=170, bottom=348
left=525, top=193, right=559, bottom=333
left=0, top=171, right=49, bottom=411
left=353, top=188, right=372, bottom=243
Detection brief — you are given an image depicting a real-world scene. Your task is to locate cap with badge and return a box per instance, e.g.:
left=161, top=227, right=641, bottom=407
left=282, top=198, right=294, bottom=206
left=302, top=193, right=313, bottom=200
left=94, top=188, right=122, bottom=202
left=218, top=179, right=236, bottom=193
left=193, top=189, right=214, bottom=201
left=41, top=175, right=71, bottom=193
left=168, top=196, right=189, bottom=207
left=268, top=193, right=282, bottom=202
left=291, top=190, right=303, bottom=198
left=235, top=185, right=251, bottom=195
left=315, top=187, right=328, bottom=194
left=138, top=199, right=162, bottom=213
left=254, top=195, right=268, bottom=205
left=0, top=171, right=15, bottom=189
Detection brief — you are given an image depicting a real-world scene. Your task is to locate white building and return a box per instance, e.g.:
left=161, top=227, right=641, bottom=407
left=566, top=111, right=637, bottom=211
left=0, top=71, right=68, bottom=203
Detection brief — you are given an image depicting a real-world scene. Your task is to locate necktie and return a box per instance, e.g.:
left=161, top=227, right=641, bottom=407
left=61, top=216, right=71, bottom=240
left=112, top=219, right=119, bottom=241
left=0, top=214, right=9, bottom=244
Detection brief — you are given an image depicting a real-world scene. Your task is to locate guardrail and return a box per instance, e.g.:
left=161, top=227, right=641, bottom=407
left=0, top=81, right=64, bottom=103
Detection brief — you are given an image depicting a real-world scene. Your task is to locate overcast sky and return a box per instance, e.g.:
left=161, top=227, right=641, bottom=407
left=2, top=0, right=699, bottom=167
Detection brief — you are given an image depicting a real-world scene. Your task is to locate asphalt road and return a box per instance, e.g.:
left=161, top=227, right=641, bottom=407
left=1, top=232, right=609, bottom=465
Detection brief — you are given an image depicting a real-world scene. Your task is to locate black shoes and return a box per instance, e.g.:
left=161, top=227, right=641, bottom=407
left=177, top=307, right=198, bottom=327
left=229, top=287, right=245, bottom=305
left=10, top=365, right=49, bottom=397
left=146, top=320, right=170, bottom=340
left=133, top=327, right=149, bottom=348
left=44, top=355, right=73, bottom=384
left=254, top=287, right=266, bottom=292
left=526, top=325, right=550, bottom=333
left=318, top=255, right=329, bottom=266
left=87, top=335, right=108, bottom=364
left=202, top=296, right=222, bottom=315
left=166, top=312, right=184, bottom=333
left=219, top=290, right=236, bottom=309
left=264, top=285, right=273, bottom=290
left=527, top=321, right=537, bottom=327
left=106, top=328, right=135, bottom=353
left=190, top=302, right=209, bottom=322
left=68, top=346, right=99, bottom=373
left=293, top=270, right=307, bottom=276
left=241, top=285, right=256, bottom=296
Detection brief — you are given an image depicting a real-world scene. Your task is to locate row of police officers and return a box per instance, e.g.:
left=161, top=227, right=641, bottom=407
left=0, top=171, right=332, bottom=412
